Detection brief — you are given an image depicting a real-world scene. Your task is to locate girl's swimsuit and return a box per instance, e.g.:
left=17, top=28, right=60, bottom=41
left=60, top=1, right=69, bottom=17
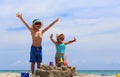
left=55, top=43, right=66, bottom=58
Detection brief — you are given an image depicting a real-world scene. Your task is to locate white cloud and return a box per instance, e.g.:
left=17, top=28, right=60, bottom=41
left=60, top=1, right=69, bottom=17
left=0, top=0, right=120, bottom=70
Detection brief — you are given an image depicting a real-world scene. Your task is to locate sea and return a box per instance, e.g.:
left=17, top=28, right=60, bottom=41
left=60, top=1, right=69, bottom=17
left=0, top=70, right=120, bottom=76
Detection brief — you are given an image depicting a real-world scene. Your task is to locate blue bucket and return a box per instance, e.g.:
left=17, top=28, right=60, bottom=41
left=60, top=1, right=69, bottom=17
left=101, top=74, right=105, bottom=76
left=21, top=72, right=29, bottom=77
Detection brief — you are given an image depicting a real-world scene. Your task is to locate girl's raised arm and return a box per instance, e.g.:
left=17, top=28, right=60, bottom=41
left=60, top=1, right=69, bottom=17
left=50, top=34, right=57, bottom=46
left=64, top=37, right=76, bottom=45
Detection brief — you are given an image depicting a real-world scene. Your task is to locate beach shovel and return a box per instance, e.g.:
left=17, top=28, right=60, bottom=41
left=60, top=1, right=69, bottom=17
left=57, top=58, right=64, bottom=67
left=60, top=58, right=64, bottom=63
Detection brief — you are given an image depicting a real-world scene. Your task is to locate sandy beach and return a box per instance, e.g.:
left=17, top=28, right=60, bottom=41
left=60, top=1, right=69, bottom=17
left=0, top=73, right=20, bottom=77
left=75, top=74, right=116, bottom=77
left=0, top=73, right=117, bottom=77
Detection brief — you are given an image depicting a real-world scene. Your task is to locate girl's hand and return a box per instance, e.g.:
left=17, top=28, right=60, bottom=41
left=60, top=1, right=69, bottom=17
left=16, top=12, right=22, bottom=19
left=74, top=37, right=77, bottom=42
left=50, top=34, right=53, bottom=39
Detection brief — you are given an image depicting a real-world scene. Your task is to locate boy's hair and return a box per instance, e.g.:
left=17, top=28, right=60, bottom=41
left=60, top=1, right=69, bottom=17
left=32, top=19, right=42, bottom=25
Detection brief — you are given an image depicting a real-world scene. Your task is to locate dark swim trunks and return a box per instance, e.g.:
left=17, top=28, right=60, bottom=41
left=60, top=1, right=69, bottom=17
left=30, top=46, right=42, bottom=63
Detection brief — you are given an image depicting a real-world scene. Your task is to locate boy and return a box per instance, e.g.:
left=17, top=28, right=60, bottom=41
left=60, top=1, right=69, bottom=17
left=16, top=12, right=59, bottom=76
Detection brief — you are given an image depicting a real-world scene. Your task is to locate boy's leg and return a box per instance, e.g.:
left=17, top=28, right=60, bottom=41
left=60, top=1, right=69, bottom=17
left=31, top=62, right=35, bottom=74
left=37, top=62, right=41, bottom=69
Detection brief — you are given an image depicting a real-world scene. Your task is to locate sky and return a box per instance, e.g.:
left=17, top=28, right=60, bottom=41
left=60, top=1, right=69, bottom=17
left=0, top=0, right=120, bottom=70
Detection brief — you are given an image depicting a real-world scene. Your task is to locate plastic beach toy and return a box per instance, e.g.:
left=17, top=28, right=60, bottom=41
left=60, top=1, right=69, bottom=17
left=64, top=56, right=68, bottom=66
left=21, top=71, right=29, bottom=77
left=117, top=74, right=120, bottom=77
left=64, top=61, right=68, bottom=66
left=49, top=61, right=54, bottom=66
left=60, top=58, right=63, bottom=63
left=101, top=74, right=105, bottom=76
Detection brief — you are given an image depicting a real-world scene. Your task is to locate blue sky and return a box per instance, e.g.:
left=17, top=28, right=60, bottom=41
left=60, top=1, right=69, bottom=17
left=0, top=0, right=120, bottom=70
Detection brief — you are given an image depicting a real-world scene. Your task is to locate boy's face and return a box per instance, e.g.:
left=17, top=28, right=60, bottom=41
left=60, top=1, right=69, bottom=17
left=33, top=22, right=42, bottom=29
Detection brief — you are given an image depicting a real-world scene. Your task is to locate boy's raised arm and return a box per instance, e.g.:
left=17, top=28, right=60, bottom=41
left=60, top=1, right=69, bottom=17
left=42, top=18, right=59, bottom=34
left=16, top=12, right=32, bottom=31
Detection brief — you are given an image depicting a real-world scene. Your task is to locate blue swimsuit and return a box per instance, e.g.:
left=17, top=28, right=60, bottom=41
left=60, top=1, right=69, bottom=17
left=56, top=43, right=66, bottom=58
left=30, top=46, right=42, bottom=63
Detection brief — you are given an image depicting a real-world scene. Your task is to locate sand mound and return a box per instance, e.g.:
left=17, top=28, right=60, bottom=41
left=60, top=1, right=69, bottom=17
left=35, top=64, right=78, bottom=77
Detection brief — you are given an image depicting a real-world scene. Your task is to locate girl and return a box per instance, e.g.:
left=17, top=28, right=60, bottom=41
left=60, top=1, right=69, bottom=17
left=50, top=33, right=76, bottom=66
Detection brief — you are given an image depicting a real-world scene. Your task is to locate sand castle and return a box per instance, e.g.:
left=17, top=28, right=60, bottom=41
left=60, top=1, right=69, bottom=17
left=35, top=64, right=78, bottom=77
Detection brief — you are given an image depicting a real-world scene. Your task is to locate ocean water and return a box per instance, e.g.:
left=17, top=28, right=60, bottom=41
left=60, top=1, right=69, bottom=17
left=0, top=70, right=31, bottom=73
left=0, top=70, right=120, bottom=76
left=78, top=70, right=120, bottom=76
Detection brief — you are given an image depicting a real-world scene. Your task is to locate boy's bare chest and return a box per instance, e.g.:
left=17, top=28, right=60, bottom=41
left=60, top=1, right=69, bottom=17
left=31, top=31, right=42, bottom=38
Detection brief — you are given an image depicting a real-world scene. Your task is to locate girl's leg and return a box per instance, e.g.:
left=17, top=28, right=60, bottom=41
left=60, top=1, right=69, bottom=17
left=37, top=62, right=41, bottom=69
left=31, top=62, right=35, bottom=74
left=55, top=57, right=60, bottom=65
left=55, top=57, right=64, bottom=63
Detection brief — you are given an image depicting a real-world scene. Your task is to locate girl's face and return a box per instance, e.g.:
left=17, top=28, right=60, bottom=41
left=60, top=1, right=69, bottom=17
left=57, top=34, right=65, bottom=42
left=33, top=22, right=42, bottom=30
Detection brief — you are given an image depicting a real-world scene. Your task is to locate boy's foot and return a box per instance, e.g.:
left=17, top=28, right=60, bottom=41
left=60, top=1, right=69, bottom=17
left=30, top=73, right=40, bottom=77
left=30, top=74, right=34, bottom=77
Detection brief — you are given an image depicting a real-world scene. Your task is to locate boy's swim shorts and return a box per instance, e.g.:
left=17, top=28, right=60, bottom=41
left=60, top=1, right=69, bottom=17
left=30, top=46, right=42, bottom=63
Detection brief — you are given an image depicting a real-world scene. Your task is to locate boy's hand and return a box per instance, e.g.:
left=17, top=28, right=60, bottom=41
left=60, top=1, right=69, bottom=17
left=50, top=34, right=53, bottom=39
left=54, top=18, right=59, bottom=23
left=16, top=12, right=22, bottom=19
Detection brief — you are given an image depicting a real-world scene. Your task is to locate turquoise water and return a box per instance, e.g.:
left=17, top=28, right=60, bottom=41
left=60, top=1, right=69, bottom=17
left=0, top=70, right=31, bottom=73
left=78, top=70, right=120, bottom=76
left=0, top=70, right=120, bottom=76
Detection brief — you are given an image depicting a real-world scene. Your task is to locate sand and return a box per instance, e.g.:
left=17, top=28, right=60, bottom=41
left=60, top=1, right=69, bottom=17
left=0, top=73, right=20, bottom=77
left=0, top=73, right=117, bottom=77
left=35, top=64, right=117, bottom=77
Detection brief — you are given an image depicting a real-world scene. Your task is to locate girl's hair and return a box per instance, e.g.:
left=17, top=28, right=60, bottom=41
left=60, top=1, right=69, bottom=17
left=56, top=33, right=64, bottom=42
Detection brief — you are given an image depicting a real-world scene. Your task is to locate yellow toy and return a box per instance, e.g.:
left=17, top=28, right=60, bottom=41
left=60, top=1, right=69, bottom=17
left=117, top=74, right=120, bottom=77
left=60, top=58, right=63, bottom=62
